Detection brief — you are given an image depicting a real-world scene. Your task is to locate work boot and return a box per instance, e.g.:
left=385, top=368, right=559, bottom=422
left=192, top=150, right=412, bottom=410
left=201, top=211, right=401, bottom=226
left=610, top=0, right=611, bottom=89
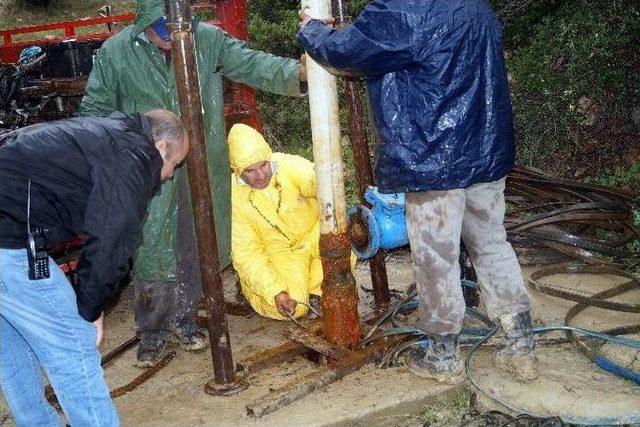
left=405, top=334, right=465, bottom=384
left=136, top=332, right=167, bottom=368
left=170, top=320, right=208, bottom=351
left=494, top=311, right=538, bottom=382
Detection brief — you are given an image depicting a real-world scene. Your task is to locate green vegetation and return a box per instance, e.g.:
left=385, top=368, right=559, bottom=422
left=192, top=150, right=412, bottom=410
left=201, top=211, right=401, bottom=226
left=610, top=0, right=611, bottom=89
left=0, top=0, right=136, bottom=42
left=421, top=389, right=471, bottom=426
left=1, top=0, right=637, bottom=206
left=247, top=0, right=310, bottom=157
left=500, top=1, right=640, bottom=180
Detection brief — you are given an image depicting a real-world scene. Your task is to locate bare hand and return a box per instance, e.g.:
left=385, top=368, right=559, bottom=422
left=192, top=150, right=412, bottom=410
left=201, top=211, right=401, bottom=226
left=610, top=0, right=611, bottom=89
left=93, top=312, right=104, bottom=347
left=298, top=7, right=335, bottom=28
left=275, top=292, right=297, bottom=316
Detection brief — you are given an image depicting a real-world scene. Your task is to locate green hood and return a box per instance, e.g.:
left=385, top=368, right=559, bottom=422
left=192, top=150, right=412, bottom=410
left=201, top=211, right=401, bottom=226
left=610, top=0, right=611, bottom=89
left=132, top=0, right=165, bottom=39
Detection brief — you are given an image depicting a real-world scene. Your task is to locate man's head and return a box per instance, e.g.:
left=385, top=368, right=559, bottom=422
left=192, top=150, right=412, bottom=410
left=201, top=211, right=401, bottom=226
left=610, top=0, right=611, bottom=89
left=144, top=16, right=172, bottom=51
left=241, top=160, right=273, bottom=190
left=227, top=123, right=274, bottom=190
left=144, top=109, right=189, bottom=180
left=132, top=0, right=172, bottom=50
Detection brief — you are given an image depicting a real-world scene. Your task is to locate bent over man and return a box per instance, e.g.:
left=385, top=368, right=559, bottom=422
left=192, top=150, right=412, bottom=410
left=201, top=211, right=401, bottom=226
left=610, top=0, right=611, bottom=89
left=298, top=0, right=536, bottom=383
left=0, top=110, right=187, bottom=426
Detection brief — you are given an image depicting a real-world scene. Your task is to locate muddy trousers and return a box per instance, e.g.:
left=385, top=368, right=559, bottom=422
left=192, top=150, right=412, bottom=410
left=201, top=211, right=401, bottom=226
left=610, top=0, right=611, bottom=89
left=134, top=175, right=203, bottom=339
left=405, top=178, right=531, bottom=336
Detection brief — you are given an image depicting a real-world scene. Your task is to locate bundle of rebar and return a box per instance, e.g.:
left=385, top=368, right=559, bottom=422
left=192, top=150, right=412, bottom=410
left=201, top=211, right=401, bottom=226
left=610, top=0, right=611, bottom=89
left=505, top=165, right=639, bottom=267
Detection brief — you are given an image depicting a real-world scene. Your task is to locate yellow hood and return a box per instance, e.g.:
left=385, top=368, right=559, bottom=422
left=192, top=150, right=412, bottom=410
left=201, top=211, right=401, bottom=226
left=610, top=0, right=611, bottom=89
left=228, top=123, right=273, bottom=175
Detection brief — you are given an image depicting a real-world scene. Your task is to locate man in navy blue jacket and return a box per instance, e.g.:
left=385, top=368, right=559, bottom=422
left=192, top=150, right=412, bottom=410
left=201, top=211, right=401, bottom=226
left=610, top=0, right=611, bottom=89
left=298, top=0, right=537, bottom=383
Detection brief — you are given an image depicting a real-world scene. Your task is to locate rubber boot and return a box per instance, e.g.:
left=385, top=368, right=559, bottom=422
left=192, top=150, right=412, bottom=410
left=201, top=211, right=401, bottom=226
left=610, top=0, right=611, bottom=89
left=170, top=320, right=208, bottom=351
left=494, top=311, right=538, bottom=381
left=136, top=332, right=167, bottom=368
left=405, top=334, right=465, bottom=384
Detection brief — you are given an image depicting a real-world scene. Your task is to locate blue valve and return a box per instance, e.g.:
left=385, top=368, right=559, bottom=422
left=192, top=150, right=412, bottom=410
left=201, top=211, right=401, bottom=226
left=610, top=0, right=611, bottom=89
left=347, top=186, right=408, bottom=259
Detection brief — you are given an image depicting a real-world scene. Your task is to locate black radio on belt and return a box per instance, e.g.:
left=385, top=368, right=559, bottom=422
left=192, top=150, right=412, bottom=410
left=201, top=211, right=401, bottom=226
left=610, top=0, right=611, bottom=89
left=26, top=179, right=50, bottom=280
left=27, top=226, right=50, bottom=280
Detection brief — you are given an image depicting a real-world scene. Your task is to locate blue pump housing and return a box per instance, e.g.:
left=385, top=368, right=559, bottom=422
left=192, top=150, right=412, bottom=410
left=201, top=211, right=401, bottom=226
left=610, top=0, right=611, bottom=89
left=348, top=187, right=408, bottom=259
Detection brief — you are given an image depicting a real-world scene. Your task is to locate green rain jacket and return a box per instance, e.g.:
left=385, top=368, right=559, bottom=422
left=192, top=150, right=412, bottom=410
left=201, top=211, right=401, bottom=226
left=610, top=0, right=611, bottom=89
left=80, top=0, right=302, bottom=281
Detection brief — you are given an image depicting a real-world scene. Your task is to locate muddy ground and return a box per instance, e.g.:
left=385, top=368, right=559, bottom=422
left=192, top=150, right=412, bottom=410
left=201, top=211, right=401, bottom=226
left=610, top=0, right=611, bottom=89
left=1, top=248, right=639, bottom=426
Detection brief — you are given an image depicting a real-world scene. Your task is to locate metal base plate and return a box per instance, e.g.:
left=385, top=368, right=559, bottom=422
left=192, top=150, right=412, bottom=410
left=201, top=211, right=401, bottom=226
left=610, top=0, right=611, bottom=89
left=204, top=375, right=250, bottom=396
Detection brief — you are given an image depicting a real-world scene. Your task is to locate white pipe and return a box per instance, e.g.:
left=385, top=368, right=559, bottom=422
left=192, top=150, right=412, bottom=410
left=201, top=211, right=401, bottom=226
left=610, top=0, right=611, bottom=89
left=301, top=0, right=348, bottom=235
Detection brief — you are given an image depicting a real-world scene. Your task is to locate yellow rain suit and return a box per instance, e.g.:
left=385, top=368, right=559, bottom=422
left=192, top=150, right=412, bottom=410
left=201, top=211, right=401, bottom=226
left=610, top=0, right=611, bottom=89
left=229, top=124, right=323, bottom=320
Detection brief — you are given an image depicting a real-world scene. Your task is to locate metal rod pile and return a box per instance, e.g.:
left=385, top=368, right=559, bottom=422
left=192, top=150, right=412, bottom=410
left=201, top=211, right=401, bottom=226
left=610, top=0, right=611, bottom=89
left=505, top=165, right=638, bottom=266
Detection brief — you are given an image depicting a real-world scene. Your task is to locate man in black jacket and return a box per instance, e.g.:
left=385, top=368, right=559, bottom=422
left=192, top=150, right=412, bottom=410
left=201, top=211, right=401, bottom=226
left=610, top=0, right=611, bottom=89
left=0, top=110, right=187, bottom=426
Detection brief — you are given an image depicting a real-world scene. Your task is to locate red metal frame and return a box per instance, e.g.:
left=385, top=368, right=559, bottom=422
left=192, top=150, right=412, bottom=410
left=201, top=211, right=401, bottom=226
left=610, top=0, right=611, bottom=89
left=0, top=0, right=262, bottom=131
left=213, top=0, right=264, bottom=132
left=2, top=0, right=265, bottom=260
left=1, top=13, right=135, bottom=64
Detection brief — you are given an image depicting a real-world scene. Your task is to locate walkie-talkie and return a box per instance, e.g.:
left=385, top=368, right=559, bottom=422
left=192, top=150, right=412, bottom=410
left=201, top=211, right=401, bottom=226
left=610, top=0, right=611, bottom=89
left=26, top=179, right=50, bottom=280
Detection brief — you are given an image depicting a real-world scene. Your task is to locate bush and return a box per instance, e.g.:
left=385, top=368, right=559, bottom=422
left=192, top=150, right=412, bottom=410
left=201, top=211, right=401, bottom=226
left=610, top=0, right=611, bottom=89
left=247, top=0, right=640, bottom=194
left=502, top=1, right=640, bottom=179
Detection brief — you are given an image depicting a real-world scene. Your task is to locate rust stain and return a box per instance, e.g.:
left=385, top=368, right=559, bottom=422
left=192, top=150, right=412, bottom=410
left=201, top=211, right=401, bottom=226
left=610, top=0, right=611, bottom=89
left=347, top=212, right=369, bottom=250
left=320, top=232, right=361, bottom=349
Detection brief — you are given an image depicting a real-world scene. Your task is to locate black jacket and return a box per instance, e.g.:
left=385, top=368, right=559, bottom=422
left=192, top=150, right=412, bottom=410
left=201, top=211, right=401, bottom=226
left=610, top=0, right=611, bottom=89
left=0, top=113, right=162, bottom=321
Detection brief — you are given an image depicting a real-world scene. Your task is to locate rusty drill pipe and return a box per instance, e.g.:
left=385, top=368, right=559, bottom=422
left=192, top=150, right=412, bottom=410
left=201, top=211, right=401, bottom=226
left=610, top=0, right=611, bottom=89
left=245, top=335, right=405, bottom=418
left=344, top=80, right=391, bottom=308
left=166, top=0, right=247, bottom=395
left=301, top=0, right=361, bottom=349
left=319, top=232, right=361, bottom=348
left=332, top=0, right=390, bottom=309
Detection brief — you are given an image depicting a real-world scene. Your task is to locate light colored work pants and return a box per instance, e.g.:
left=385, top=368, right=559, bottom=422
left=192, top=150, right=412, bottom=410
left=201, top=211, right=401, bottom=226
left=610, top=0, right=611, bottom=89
left=405, top=178, right=531, bottom=335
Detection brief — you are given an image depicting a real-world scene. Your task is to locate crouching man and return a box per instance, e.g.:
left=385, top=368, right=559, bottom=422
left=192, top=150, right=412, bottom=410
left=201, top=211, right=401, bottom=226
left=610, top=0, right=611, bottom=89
left=229, top=123, right=334, bottom=320
left=0, top=110, right=188, bottom=426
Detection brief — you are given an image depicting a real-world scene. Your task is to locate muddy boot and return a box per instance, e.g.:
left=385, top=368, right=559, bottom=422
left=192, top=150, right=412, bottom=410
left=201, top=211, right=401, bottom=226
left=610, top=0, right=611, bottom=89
left=494, top=311, right=538, bottom=382
left=136, top=332, right=167, bottom=368
left=170, top=320, right=208, bottom=351
left=405, top=334, right=465, bottom=384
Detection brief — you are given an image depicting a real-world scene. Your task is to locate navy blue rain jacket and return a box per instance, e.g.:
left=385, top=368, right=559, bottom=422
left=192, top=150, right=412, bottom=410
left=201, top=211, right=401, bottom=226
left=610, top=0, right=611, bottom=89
left=297, top=0, right=515, bottom=193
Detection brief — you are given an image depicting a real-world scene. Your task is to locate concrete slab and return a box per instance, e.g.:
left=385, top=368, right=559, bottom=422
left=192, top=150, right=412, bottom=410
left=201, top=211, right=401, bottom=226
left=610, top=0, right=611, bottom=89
left=473, top=266, right=640, bottom=424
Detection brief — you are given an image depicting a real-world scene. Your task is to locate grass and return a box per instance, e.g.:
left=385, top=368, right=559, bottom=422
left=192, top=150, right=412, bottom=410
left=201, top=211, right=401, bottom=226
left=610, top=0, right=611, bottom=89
left=420, top=389, right=471, bottom=426
left=596, top=162, right=640, bottom=270
left=0, top=0, right=136, bottom=42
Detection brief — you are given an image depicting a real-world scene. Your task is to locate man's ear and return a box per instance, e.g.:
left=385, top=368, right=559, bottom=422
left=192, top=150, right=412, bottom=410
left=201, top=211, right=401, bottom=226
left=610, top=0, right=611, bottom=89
left=155, top=139, right=168, bottom=159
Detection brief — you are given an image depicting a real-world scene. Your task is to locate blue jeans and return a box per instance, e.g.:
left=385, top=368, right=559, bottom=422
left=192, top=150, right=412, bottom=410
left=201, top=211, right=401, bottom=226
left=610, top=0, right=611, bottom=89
left=0, top=248, right=119, bottom=426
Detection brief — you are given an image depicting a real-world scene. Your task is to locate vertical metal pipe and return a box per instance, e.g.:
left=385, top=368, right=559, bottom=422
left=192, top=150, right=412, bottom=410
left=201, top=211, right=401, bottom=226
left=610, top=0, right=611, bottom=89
left=333, top=0, right=390, bottom=308
left=301, top=0, right=361, bottom=349
left=166, top=0, right=247, bottom=395
left=344, top=83, right=391, bottom=307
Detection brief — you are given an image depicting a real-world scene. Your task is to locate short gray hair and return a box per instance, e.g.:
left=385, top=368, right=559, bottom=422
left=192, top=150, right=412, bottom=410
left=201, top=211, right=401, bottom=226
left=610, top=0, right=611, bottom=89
left=144, top=109, right=186, bottom=156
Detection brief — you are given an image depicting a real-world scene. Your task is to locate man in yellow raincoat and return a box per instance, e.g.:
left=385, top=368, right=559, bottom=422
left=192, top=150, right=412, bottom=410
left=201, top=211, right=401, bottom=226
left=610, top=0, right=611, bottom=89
left=228, top=123, right=326, bottom=319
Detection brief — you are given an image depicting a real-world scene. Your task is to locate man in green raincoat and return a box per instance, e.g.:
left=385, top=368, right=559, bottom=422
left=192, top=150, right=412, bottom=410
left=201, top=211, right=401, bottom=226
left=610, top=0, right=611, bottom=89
left=81, top=0, right=305, bottom=366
